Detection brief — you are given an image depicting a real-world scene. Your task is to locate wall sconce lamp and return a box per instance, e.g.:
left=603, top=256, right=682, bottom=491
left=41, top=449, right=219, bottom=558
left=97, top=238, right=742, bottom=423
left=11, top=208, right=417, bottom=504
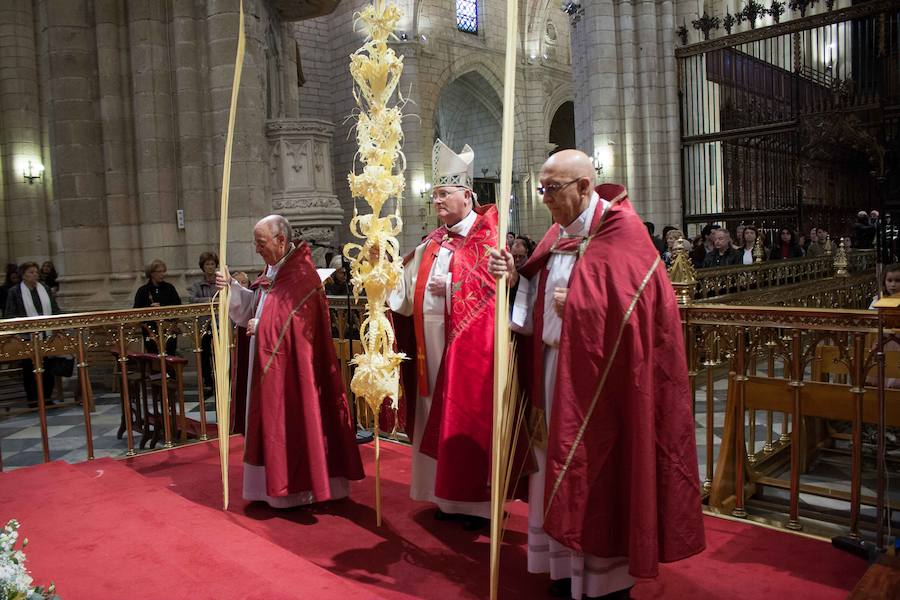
left=591, top=154, right=604, bottom=177
left=592, top=142, right=614, bottom=178
left=23, top=160, right=44, bottom=184
left=415, top=181, right=432, bottom=199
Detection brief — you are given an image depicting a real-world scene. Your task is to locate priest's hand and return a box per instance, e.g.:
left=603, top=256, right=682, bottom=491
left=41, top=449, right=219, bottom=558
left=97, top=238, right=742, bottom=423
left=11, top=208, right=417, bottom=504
left=247, top=318, right=258, bottom=336
left=488, top=249, right=518, bottom=288
left=553, top=287, right=568, bottom=317
left=427, top=274, right=448, bottom=296
left=215, top=268, right=231, bottom=290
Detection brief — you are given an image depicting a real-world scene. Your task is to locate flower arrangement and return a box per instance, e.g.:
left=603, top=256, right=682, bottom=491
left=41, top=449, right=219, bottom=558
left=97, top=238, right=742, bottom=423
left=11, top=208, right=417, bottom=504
left=0, top=520, right=58, bottom=600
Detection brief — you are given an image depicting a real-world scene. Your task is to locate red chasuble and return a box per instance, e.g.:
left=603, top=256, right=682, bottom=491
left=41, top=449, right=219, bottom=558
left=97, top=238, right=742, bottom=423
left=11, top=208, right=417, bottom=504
left=519, top=184, right=705, bottom=578
left=240, top=243, right=364, bottom=499
left=402, top=205, right=498, bottom=503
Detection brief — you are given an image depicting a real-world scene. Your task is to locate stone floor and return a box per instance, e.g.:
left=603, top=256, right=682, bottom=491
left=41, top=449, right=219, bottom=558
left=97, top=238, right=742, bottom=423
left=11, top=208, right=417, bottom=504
left=0, top=374, right=215, bottom=469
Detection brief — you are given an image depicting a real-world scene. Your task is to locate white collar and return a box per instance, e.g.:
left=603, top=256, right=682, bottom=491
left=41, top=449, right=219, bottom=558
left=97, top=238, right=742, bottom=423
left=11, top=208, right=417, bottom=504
left=563, top=192, right=605, bottom=237
left=447, top=209, right=477, bottom=237
left=265, top=242, right=295, bottom=278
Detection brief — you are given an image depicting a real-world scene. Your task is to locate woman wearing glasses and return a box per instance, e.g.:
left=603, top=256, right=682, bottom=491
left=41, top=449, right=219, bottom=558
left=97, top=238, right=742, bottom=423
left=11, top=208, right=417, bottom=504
left=133, top=259, right=182, bottom=355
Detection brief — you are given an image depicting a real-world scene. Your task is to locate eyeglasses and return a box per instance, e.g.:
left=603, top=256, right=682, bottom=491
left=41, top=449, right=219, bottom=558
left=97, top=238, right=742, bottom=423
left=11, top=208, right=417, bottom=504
left=536, top=178, right=581, bottom=196
left=431, top=187, right=463, bottom=201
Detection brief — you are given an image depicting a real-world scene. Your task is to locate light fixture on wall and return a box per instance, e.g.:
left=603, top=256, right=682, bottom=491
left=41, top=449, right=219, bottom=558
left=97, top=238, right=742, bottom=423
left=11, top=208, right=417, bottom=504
left=591, top=154, right=604, bottom=177
left=23, top=160, right=44, bottom=184
left=592, top=142, right=614, bottom=178
left=414, top=180, right=432, bottom=199
left=397, top=31, right=408, bottom=41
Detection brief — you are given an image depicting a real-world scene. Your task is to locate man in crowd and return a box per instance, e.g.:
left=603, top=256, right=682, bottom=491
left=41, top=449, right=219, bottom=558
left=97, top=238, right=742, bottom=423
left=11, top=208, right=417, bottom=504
left=217, top=214, right=363, bottom=508
left=488, top=150, right=705, bottom=600
left=390, top=139, right=497, bottom=530
left=806, top=227, right=831, bottom=257
left=852, top=210, right=877, bottom=249
left=702, top=228, right=738, bottom=268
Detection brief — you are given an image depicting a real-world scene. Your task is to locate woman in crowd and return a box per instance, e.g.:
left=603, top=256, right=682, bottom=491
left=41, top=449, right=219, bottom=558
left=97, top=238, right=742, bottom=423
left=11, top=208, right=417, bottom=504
left=133, top=259, right=182, bottom=355
left=769, top=228, right=803, bottom=260
left=739, top=225, right=763, bottom=265
left=663, top=228, right=686, bottom=268
left=5, top=262, right=61, bottom=407
left=40, top=261, right=59, bottom=296
left=188, top=252, right=218, bottom=389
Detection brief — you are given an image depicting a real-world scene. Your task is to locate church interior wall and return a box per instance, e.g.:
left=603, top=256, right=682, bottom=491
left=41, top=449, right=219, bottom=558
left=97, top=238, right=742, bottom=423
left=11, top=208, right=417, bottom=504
left=0, top=0, right=774, bottom=308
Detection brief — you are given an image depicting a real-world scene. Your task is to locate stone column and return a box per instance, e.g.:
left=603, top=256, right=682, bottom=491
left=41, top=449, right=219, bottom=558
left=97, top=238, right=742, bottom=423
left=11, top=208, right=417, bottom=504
left=39, top=0, right=112, bottom=280
left=0, top=0, right=50, bottom=263
left=572, top=0, right=682, bottom=228
left=267, top=118, right=343, bottom=265
left=205, top=0, right=269, bottom=271
left=94, top=0, right=142, bottom=278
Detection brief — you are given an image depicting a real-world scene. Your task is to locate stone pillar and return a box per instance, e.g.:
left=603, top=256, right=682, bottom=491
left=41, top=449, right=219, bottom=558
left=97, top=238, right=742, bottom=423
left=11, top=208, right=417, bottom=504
left=572, top=0, right=682, bottom=228
left=127, top=0, right=182, bottom=271
left=266, top=118, right=343, bottom=265
left=39, top=0, right=112, bottom=279
left=206, top=0, right=270, bottom=271
left=0, top=0, right=50, bottom=263
left=94, top=0, right=142, bottom=278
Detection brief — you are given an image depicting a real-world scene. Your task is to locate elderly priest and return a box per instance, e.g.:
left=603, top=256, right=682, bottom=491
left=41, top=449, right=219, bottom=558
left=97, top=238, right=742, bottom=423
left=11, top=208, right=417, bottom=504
left=217, top=214, right=364, bottom=508
left=489, top=150, right=705, bottom=600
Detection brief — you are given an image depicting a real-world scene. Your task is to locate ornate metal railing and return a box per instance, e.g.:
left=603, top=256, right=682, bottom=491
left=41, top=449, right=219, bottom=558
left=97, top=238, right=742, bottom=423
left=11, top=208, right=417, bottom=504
left=0, top=304, right=217, bottom=465
left=679, top=292, right=899, bottom=546
left=691, top=249, right=875, bottom=301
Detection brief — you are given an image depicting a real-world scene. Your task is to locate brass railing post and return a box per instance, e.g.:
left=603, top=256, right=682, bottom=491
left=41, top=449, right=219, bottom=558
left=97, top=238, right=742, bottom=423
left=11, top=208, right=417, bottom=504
left=703, top=350, right=717, bottom=493
left=156, top=320, right=174, bottom=448
left=75, top=328, right=95, bottom=460
left=31, top=336, right=50, bottom=462
left=764, top=340, right=776, bottom=453
left=848, top=332, right=866, bottom=539
left=786, top=331, right=803, bottom=531
left=733, top=326, right=748, bottom=518
left=192, top=316, right=208, bottom=440
left=116, top=324, right=136, bottom=457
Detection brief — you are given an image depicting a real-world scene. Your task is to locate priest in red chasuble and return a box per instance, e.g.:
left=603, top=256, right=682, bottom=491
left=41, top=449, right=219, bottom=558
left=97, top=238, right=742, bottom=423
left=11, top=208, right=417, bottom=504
left=390, top=139, right=497, bottom=529
left=217, top=214, right=364, bottom=508
left=489, top=151, right=705, bottom=600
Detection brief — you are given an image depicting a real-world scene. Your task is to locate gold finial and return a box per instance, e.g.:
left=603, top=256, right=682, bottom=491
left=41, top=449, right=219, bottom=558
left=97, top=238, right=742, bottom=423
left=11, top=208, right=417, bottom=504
left=834, top=240, right=849, bottom=277
left=752, top=233, right=765, bottom=263
left=668, top=237, right=696, bottom=306
left=824, top=234, right=833, bottom=255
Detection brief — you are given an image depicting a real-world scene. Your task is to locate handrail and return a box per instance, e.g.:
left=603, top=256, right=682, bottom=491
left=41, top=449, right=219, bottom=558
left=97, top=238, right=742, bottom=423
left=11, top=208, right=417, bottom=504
left=688, top=249, right=875, bottom=301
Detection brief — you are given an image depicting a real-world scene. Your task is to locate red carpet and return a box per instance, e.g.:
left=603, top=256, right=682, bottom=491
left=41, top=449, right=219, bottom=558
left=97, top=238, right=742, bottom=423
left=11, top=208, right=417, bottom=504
left=124, top=437, right=866, bottom=600
left=0, top=458, right=381, bottom=600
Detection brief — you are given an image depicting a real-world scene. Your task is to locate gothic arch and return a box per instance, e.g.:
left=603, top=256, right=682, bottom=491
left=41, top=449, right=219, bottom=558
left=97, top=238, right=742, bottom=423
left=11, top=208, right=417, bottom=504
left=423, top=58, right=529, bottom=159
left=543, top=86, right=574, bottom=145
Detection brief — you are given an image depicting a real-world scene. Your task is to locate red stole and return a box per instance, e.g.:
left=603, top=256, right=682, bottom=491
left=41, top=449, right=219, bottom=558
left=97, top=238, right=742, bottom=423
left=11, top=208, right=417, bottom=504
left=409, top=205, right=498, bottom=502
left=520, top=184, right=705, bottom=578
left=241, top=243, right=364, bottom=499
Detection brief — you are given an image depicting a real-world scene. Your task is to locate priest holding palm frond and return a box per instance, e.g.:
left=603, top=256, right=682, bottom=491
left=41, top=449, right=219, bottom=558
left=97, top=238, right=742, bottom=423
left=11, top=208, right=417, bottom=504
left=490, top=150, right=705, bottom=600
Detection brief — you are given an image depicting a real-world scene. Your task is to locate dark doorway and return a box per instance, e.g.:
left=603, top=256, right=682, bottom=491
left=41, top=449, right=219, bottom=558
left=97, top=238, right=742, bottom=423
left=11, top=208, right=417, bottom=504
left=549, top=101, right=575, bottom=155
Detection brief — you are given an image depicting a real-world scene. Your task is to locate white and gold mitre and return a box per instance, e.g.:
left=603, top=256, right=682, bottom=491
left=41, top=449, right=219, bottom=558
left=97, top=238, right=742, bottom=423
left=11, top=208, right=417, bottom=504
left=432, top=138, right=474, bottom=190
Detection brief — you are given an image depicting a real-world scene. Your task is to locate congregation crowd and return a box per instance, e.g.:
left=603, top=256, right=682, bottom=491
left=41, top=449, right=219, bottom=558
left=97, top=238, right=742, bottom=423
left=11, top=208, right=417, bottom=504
left=646, top=209, right=882, bottom=271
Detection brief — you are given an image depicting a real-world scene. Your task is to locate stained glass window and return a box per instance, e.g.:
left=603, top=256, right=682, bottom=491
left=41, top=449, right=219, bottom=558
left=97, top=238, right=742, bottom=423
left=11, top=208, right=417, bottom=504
left=456, top=0, right=478, bottom=34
